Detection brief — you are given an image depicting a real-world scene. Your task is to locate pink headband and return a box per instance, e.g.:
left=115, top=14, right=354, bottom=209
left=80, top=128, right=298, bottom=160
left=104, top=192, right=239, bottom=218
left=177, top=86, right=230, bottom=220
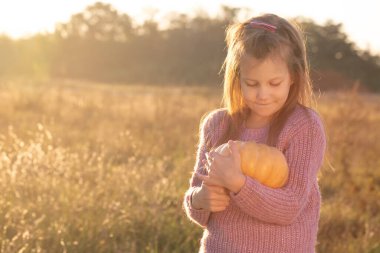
left=249, top=21, right=277, bottom=32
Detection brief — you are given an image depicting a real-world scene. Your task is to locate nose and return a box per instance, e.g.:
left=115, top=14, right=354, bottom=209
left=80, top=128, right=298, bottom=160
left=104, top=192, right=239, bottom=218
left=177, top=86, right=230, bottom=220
left=257, top=86, right=269, bottom=101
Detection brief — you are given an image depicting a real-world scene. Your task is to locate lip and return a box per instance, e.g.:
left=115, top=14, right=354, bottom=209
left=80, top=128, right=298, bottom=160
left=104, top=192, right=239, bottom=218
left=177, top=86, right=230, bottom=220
left=256, top=103, right=270, bottom=106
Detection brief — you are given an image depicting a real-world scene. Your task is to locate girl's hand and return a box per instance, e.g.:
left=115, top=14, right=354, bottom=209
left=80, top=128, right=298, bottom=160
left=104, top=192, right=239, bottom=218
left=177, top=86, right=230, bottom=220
left=196, top=140, right=246, bottom=194
left=191, top=183, right=230, bottom=212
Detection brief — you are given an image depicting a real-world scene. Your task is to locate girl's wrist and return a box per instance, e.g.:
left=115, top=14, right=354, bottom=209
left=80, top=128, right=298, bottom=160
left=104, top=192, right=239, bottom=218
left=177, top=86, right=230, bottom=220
left=228, top=174, right=246, bottom=194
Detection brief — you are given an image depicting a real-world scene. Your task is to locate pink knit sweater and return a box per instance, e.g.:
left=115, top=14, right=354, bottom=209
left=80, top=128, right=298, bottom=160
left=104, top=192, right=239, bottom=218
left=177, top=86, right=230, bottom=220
left=183, top=104, right=326, bottom=253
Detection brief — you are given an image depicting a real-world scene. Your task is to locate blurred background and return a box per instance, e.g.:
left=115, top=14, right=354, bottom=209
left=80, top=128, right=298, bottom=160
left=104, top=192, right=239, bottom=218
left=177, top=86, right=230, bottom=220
left=0, top=1, right=379, bottom=253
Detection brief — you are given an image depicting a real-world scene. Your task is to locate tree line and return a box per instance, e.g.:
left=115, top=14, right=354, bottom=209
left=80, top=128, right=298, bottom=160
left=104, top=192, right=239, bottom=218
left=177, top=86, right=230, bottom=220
left=1, top=2, right=379, bottom=91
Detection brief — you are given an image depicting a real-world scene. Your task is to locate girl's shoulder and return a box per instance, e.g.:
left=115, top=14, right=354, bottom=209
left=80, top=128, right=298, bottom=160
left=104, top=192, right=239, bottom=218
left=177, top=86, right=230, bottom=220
left=199, top=108, right=229, bottom=147
left=278, top=104, right=326, bottom=148
left=200, top=108, right=229, bottom=131
left=290, top=104, right=324, bottom=128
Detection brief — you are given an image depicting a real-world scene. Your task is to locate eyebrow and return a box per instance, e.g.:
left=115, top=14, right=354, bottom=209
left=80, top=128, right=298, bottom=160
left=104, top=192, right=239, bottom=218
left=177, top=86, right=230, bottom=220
left=243, top=77, right=283, bottom=82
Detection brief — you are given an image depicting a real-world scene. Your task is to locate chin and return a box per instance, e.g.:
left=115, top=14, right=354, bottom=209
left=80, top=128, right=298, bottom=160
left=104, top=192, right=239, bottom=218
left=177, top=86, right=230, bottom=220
left=251, top=109, right=273, bottom=119
left=253, top=105, right=275, bottom=114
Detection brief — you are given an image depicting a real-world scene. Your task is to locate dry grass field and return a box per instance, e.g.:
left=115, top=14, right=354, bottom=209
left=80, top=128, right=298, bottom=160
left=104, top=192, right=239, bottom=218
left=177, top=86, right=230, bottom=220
left=0, top=79, right=379, bottom=253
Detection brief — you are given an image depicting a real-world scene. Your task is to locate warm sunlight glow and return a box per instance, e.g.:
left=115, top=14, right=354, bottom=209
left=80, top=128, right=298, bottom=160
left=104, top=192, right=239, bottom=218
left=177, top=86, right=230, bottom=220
left=0, top=0, right=379, bottom=53
left=0, top=1, right=95, bottom=37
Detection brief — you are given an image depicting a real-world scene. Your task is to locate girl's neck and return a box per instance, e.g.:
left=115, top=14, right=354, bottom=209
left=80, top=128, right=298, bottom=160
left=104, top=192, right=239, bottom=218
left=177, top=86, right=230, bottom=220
left=244, top=116, right=270, bottom=129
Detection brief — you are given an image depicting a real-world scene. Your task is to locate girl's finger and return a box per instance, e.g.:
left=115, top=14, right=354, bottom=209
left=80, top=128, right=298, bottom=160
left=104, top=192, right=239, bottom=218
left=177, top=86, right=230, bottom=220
left=209, top=202, right=230, bottom=212
left=210, top=206, right=227, bottom=212
left=205, top=152, right=213, bottom=164
left=205, top=186, right=230, bottom=199
left=202, top=161, right=210, bottom=173
left=195, top=172, right=208, bottom=182
left=202, top=176, right=214, bottom=185
left=209, top=150, right=216, bottom=160
left=195, top=173, right=217, bottom=186
left=208, top=186, right=229, bottom=197
left=208, top=160, right=217, bottom=171
left=199, top=174, right=222, bottom=187
left=214, top=198, right=230, bottom=205
left=204, top=165, right=210, bottom=174
left=210, top=195, right=230, bottom=203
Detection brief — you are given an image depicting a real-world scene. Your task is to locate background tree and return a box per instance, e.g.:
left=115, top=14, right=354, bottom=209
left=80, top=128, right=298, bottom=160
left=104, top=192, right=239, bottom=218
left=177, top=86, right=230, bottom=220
left=55, top=2, right=134, bottom=41
left=1, top=2, right=379, bottom=91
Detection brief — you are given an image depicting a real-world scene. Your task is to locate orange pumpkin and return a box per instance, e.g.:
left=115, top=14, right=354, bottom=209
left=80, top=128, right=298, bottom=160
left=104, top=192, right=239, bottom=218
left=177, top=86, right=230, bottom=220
left=214, top=141, right=289, bottom=188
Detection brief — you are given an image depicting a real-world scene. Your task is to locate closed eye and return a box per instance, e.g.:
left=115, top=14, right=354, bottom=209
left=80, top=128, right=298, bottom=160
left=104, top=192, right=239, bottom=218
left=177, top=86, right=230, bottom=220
left=245, top=82, right=258, bottom=87
left=270, top=82, right=281, bottom=86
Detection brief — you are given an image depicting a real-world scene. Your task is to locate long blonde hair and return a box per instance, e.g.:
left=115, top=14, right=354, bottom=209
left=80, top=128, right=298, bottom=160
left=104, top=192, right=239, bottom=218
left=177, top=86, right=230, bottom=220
left=205, top=13, right=316, bottom=149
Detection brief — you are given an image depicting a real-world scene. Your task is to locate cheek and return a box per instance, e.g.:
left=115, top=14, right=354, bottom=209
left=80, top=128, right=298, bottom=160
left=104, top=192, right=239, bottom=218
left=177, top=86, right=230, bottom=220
left=241, top=86, right=255, bottom=100
left=275, top=84, right=291, bottom=100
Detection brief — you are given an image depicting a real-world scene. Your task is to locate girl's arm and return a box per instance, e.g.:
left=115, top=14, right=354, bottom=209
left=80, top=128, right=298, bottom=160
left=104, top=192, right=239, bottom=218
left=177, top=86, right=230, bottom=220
left=230, top=117, right=326, bottom=225
left=182, top=113, right=214, bottom=227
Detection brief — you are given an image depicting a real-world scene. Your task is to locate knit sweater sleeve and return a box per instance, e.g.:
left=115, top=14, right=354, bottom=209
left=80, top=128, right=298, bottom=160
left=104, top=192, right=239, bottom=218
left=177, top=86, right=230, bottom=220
left=230, top=113, right=326, bottom=225
left=182, top=111, right=219, bottom=227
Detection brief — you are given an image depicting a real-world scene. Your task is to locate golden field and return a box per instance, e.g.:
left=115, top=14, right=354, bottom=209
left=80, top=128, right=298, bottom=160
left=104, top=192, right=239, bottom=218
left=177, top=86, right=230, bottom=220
left=0, top=79, right=379, bottom=253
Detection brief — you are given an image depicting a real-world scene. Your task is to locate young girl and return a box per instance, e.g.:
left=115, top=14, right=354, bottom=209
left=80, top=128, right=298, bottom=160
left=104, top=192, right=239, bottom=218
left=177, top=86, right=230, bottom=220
left=183, top=14, right=326, bottom=253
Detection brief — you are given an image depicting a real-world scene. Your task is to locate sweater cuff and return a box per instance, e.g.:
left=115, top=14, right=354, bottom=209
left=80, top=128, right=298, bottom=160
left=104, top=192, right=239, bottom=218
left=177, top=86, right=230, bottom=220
left=184, top=187, right=210, bottom=227
left=230, top=176, right=262, bottom=206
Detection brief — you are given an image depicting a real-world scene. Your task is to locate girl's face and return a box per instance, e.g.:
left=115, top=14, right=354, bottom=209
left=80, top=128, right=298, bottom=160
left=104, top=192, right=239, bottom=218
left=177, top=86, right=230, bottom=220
left=239, top=54, right=292, bottom=128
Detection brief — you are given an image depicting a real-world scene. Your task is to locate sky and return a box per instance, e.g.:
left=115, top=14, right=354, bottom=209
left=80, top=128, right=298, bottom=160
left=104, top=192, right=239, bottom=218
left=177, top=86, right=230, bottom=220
left=0, top=0, right=379, bottom=54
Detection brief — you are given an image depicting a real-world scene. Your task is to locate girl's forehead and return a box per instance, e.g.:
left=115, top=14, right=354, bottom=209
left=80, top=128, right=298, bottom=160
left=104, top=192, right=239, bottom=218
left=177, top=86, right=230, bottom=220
left=241, top=53, right=285, bottom=66
left=240, top=54, right=289, bottom=75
